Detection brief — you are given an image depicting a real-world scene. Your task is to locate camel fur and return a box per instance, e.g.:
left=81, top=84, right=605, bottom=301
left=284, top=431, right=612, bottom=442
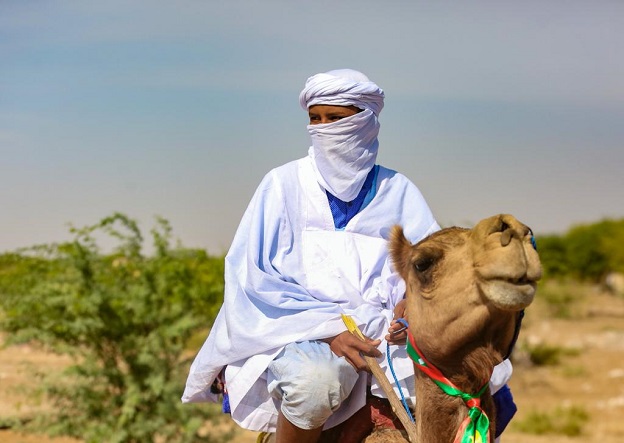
left=385, top=213, right=541, bottom=442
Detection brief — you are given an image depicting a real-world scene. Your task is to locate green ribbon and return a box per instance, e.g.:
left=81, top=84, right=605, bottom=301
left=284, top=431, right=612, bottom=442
left=406, top=332, right=491, bottom=443
left=458, top=399, right=490, bottom=443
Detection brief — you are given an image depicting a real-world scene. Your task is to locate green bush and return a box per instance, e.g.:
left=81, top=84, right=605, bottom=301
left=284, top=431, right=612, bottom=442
left=520, top=341, right=579, bottom=367
left=560, top=364, right=587, bottom=378
left=536, top=218, right=624, bottom=282
left=513, top=405, right=589, bottom=436
left=0, top=213, right=227, bottom=443
left=536, top=280, right=587, bottom=319
left=536, top=234, right=570, bottom=278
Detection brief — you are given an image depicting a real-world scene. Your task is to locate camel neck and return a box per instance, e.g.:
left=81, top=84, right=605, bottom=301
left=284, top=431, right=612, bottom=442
left=407, top=331, right=493, bottom=443
left=406, top=331, right=492, bottom=393
left=408, top=330, right=499, bottom=391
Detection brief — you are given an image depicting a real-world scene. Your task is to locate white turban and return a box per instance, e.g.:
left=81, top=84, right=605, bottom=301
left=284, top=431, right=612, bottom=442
left=299, top=69, right=385, bottom=116
left=299, top=69, right=385, bottom=201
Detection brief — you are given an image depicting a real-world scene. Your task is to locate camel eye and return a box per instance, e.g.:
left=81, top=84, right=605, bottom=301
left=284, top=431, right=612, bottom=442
left=411, top=254, right=437, bottom=288
left=414, top=257, right=434, bottom=273
left=410, top=247, right=442, bottom=288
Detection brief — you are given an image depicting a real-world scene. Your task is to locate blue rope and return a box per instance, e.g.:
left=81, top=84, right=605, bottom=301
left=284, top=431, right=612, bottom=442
left=386, top=318, right=415, bottom=423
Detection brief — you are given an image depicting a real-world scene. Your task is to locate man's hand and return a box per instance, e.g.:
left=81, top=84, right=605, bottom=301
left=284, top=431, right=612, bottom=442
left=385, top=299, right=409, bottom=345
left=322, top=331, right=381, bottom=372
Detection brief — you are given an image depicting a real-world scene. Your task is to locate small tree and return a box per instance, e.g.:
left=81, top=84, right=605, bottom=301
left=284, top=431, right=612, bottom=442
left=534, top=234, right=569, bottom=278
left=565, top=223, right=610, bottom=281
left=0, top=213, right=227, bottom=443
left=536, top=218, right=624, bottom=282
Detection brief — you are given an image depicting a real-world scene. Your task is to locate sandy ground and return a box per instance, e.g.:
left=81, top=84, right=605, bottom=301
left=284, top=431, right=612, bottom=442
left=503, top=290, right=624, bottom=443
left=1, top=290, right=623, bottom=443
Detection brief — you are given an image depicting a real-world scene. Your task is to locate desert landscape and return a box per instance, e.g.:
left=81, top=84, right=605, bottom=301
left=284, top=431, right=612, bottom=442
left=1, top=284, right=623, bottom=443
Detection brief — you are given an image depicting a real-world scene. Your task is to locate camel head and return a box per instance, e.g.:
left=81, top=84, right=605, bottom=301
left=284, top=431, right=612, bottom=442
left=389, top=214, right=542, bottom=370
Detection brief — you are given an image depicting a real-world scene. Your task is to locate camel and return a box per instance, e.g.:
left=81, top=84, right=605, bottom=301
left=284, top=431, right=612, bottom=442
left=260, top=214, right=541, bottom=443
left=381, top=213, right=542, bottom=442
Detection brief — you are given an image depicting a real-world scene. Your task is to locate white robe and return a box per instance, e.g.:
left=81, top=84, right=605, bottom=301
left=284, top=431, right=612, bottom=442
left=182, top=155, right=440, bottom=431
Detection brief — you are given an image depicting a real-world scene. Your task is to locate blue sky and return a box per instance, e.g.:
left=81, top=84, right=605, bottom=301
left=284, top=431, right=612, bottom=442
left=2, top=1, right=623, bottom=254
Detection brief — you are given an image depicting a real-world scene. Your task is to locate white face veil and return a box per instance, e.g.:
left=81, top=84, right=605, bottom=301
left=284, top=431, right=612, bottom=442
left=299, top=69, right=385, bottom=202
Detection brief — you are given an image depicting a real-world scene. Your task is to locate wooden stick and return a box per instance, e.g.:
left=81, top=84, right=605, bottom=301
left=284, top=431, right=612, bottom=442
left=342, top=315, right=418, bottom=442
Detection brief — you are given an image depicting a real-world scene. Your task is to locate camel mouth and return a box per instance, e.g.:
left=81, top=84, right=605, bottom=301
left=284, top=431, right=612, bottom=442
left=506, top=275, right=535, bottom=286
left=480, top=278, right=537, bottom=310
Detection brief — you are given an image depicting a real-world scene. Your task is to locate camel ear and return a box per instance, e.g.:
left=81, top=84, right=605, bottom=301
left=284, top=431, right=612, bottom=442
left=389, top=225, right=414, bottom=281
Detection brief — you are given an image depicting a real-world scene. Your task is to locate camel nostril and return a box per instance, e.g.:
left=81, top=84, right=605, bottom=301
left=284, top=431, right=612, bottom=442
left=501, top=229, right=512, bottom=246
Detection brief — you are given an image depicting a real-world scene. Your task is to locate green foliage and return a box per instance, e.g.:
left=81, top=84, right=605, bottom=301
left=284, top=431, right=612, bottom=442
left=566, top=222, right=611, bottom=282
left=535, top=235, right=570, bottom=277
left=519, top=341, right=579, bottom=367
left=536, top=218, right=624, bottom=282
left=560, top=364, right=587, bottom=378
left=536, top=280, right=587, bottom=319
left=513, top=405, right=589, bottom=436
left=0, top=213, right=227, bottom=443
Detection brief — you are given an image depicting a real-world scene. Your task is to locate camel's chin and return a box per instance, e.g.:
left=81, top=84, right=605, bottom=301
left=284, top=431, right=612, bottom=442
left=480, top=280, right=536, bottom=311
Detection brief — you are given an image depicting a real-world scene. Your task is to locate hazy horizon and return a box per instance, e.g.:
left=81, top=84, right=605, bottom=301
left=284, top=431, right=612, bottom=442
left=2, top=1, right=623, bottom=254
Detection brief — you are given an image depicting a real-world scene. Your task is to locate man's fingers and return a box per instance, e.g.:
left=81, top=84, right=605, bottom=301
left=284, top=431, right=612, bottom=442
left=346, top=336, right=381, bottom=370
left=330, top=330, right=382, bottom=371
left=345, top=351, right=372, bottom=373
left=351, top=335, right=381, bottom=357
left=386, top=334, right=407, bottom=345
